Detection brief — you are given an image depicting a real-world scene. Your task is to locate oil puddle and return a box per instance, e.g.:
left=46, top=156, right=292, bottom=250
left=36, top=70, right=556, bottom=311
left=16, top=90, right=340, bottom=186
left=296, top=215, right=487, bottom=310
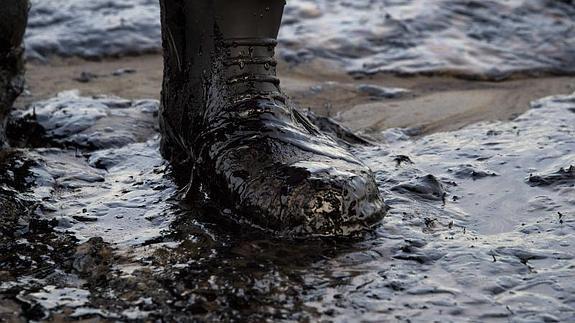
left=370, top=93, right=575, bottom=235
left=1, top=91, right=574, bottom=321
left=8, top=91, right=174, bottom=246
left=27, top=286, right=90, bottom=310
left=26, top=0, right=575, bottom=79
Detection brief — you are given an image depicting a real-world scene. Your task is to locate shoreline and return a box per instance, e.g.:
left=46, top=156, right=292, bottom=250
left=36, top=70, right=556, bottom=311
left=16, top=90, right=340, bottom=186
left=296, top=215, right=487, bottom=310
left=20, top=55, right=575, bottom=137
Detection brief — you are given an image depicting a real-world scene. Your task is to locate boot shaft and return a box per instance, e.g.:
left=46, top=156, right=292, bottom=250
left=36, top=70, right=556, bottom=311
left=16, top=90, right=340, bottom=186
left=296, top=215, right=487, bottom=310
left=159, top=0, right=285, bottom=145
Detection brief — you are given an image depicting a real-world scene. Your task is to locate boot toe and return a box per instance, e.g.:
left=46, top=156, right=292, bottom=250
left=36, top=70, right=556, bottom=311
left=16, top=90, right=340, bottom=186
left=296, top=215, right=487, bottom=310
left=286, top=161, right=385, bottom=236
left=200, top=103, right=386, bottom=236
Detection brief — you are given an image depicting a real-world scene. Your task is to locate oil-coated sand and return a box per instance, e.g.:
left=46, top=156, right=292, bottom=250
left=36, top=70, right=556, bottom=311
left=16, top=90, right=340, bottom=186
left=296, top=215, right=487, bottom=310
left=20, top=55, right=575, bottom=136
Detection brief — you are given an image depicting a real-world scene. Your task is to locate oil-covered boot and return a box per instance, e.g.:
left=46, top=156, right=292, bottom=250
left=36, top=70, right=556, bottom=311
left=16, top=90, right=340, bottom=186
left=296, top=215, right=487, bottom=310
left=159, top=0, right=386, bottom=236
left=0, top=0, right=28, bottom=148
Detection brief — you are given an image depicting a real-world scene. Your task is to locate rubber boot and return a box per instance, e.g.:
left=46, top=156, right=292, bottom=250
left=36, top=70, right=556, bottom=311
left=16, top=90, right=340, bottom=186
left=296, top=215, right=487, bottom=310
left=0, top=0, right=28, bottom=148
left=159, top=0, right=386, bottom=236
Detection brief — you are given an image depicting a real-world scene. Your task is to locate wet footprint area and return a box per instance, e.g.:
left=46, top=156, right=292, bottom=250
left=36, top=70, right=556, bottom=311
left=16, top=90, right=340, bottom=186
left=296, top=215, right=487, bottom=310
left=1, top=91, right=574, bottom=321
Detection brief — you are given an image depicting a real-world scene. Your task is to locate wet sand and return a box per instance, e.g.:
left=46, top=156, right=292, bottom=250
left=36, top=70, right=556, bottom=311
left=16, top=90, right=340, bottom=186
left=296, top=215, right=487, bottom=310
left=21, top=55, right=575, bottom=136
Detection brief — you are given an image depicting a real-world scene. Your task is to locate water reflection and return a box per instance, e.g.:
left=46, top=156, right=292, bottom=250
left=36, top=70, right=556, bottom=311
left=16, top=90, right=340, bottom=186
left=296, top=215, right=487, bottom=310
left=26, top=0, right=575, bottom=79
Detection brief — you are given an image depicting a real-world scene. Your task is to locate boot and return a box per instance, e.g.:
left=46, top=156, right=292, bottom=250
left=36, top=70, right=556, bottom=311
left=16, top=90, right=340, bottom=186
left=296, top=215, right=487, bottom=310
left=159, top=0, right=386, bottom=236
left=0, top=0, right=28, bottom=148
